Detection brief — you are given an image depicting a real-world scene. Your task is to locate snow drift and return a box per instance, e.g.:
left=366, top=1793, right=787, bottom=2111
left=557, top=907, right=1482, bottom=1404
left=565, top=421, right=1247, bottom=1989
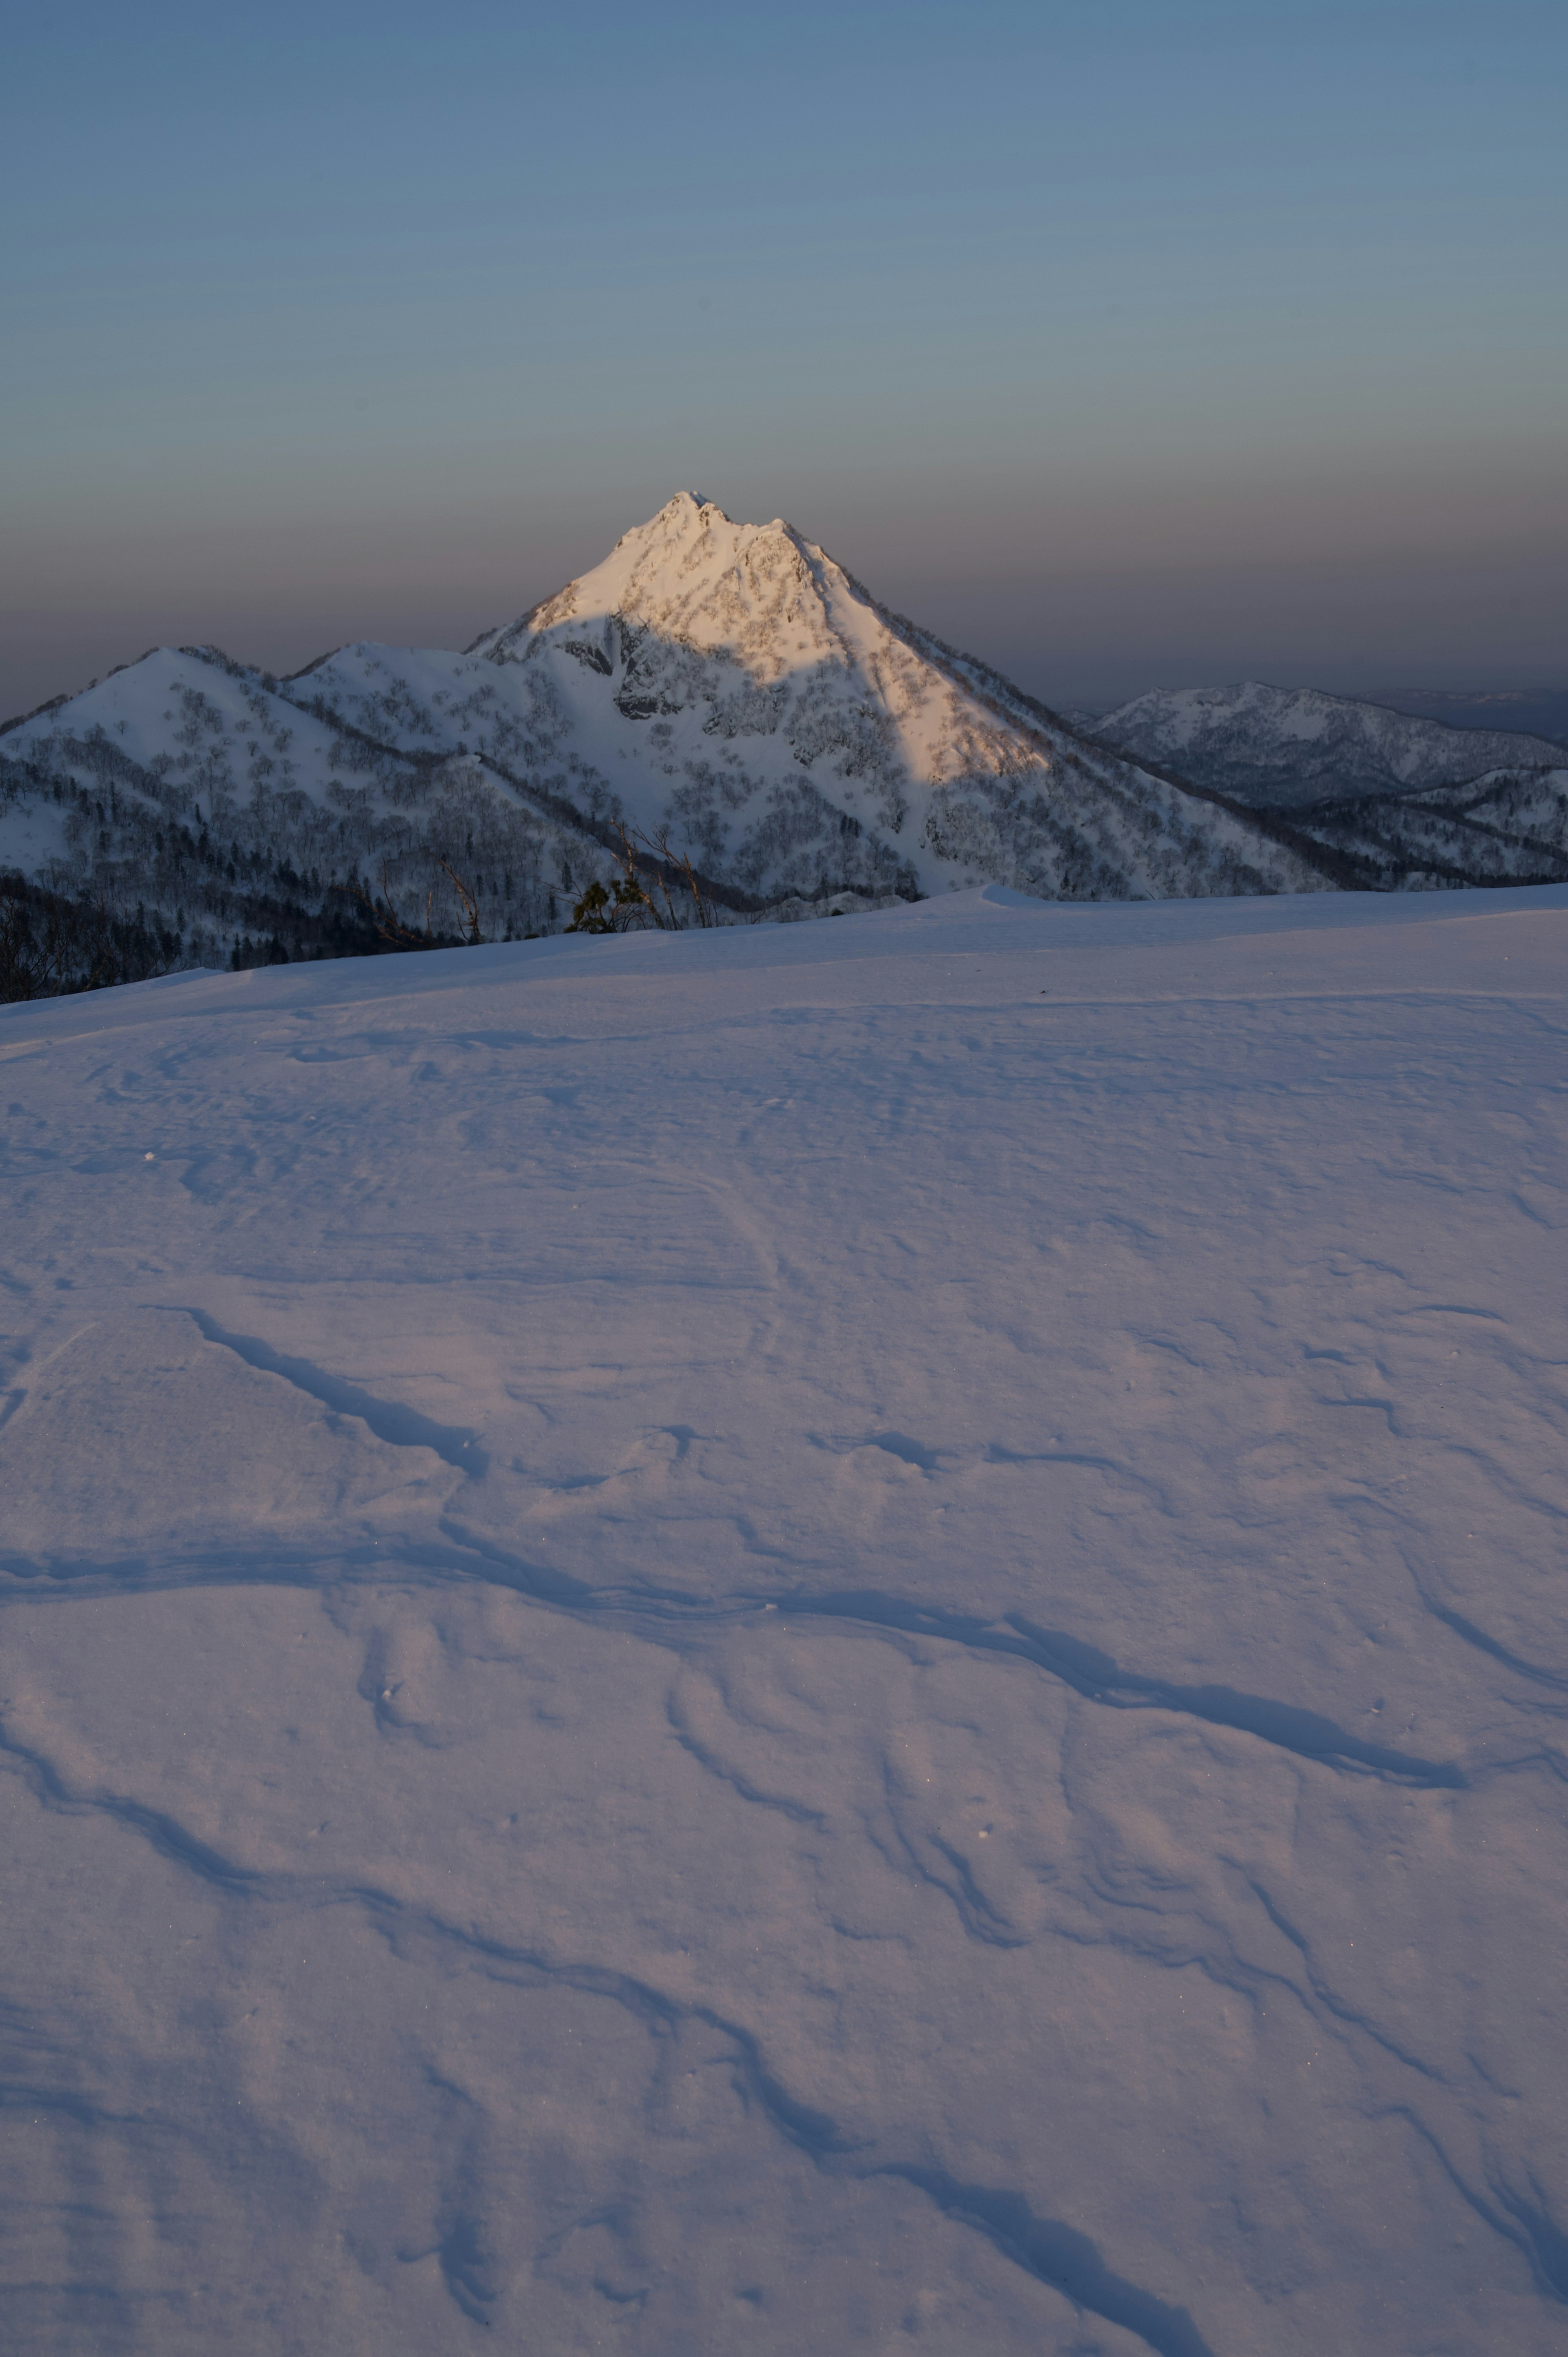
left=2, top=882, right=1567, bottom=2352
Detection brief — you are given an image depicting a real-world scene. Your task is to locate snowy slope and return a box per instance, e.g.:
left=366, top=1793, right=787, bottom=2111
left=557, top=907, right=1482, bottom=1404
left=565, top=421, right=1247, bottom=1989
left=3, top=884, right=1567, bottom=2355
left=1300, top=766, right=1568, bottom=887
left=1, top=500, right=1339, bottom=971
left=0, top=643, right=611, bottom=963
left=1090, top=679, right=1568, bottom=807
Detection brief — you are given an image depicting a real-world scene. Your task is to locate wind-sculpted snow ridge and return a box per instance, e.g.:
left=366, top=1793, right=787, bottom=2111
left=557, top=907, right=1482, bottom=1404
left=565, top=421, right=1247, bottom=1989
left=1, top=498, right=1341, bottom=982
left=1091, top=680, right=1568, bottom=811
left=4, top=880, right=1568, bottom=2352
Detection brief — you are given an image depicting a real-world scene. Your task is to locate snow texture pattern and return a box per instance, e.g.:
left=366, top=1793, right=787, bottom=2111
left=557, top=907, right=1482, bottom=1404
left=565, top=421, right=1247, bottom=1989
left=2, top=880, right=1567, bottom=2354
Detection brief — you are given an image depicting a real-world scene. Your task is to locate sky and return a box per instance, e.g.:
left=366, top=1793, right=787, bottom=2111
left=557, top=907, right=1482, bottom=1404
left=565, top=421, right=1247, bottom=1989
left=4, top=0, right=1565, bottom=716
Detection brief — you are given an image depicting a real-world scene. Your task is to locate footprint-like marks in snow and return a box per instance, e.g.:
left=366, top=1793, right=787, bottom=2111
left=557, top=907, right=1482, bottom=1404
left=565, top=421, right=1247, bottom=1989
left=812, top=1430, right=945, bottom=1472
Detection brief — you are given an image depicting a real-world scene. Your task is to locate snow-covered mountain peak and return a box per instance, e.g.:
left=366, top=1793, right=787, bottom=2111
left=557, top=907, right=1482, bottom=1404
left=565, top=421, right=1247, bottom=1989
left=427, top=498, right=1338, bottom=903
left=474, top=493, right=852, bottom=686
left=2, top=501, right=1352, bottom=968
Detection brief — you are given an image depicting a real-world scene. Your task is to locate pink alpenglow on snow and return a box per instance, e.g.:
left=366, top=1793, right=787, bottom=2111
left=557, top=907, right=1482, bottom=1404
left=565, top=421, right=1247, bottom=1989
left=2, top=881, right=1567, bottom=2352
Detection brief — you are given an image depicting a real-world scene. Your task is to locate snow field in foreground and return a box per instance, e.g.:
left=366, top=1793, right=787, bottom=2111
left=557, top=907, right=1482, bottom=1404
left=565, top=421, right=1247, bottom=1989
left=2, top=883, right=1566, bottom=2355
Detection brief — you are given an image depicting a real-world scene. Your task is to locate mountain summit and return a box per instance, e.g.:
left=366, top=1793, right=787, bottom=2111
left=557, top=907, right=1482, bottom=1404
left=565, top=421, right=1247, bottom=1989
left=297, top=492, right=1335, bottom=905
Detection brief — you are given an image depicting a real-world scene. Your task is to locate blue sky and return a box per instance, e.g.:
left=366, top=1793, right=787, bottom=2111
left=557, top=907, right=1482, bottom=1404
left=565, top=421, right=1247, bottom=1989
left=4, top=0, right=1564, bottom=711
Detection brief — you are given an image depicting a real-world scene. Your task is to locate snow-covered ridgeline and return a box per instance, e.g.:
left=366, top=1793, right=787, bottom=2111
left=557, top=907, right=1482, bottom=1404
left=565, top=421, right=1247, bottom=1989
left=0, top=498, right=1337, bottom=977
left=1090, top=679, right=1567, bottom=809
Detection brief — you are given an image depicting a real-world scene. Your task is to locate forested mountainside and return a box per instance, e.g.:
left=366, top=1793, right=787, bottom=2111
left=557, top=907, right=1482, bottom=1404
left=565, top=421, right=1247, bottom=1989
left=0, top=642, right=599, bottom=981
left=1, top=497, right=1341, bottom=987
left=1090, top=680, right=1567, bottom=807
left=1295, top=767, right=1568, bottom=888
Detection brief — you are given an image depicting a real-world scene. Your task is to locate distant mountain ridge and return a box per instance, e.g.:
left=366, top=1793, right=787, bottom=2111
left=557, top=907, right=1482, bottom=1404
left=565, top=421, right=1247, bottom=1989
left=1, top=497, right=1342, bottom=978
left=1359, top=687, right=1568, bottom=745
left=1088, top=680, right=1567, bottom=808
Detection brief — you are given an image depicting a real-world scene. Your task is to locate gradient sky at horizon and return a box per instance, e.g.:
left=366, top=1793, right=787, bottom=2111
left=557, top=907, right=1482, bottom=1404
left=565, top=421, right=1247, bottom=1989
left=5, top=0, right=1565, bottom=715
